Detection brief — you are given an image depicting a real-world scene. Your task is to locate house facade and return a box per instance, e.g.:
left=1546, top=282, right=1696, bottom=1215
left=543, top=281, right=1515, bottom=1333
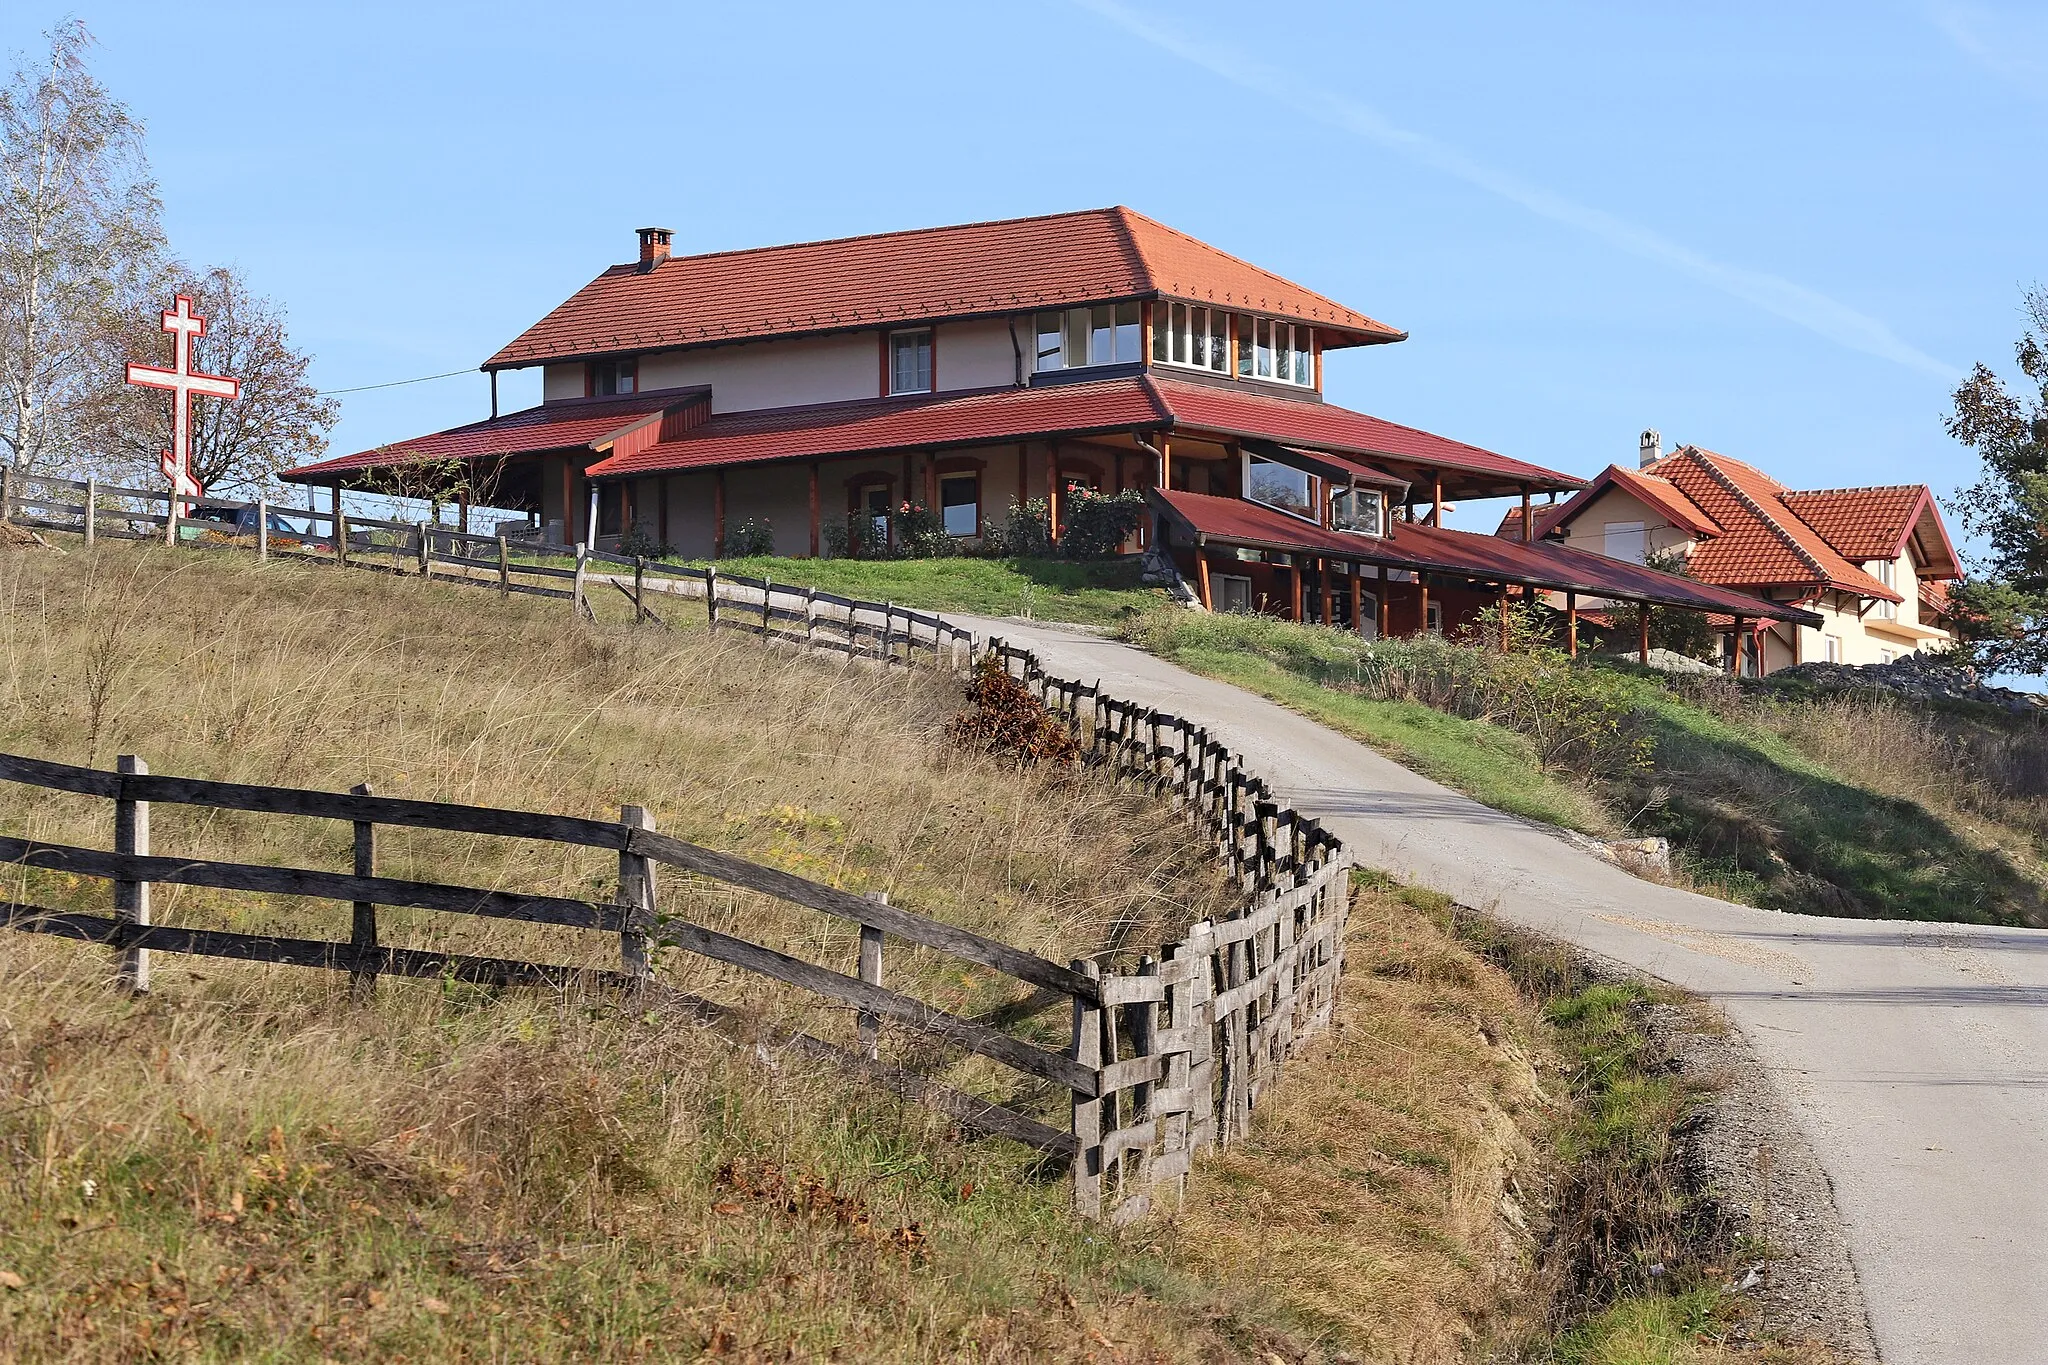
left=287, top=209, right=1815, bottom=647
left=1499, top=432, right=1961, bottom=674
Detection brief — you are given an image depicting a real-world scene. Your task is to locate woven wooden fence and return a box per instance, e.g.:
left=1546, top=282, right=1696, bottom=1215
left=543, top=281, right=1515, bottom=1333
left=0, top=469, right=1352, bottom=1220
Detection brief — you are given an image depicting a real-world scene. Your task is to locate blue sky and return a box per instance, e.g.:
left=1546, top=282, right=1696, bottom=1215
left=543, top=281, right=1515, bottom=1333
left=7, top=1, right=2045, bottom=540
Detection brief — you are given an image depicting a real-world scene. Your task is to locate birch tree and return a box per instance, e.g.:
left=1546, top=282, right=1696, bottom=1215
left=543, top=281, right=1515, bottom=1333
left=0, top=21, right=163, bottom=473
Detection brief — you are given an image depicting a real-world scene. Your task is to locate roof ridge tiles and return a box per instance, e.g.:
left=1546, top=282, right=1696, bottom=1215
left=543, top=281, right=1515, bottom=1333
left=1681, top=448, right=1831, bottom=584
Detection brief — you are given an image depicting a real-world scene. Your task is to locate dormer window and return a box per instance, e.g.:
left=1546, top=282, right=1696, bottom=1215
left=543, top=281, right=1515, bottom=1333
left=1234, top=316, right=1313, bottom=387
left=1332, top=487, right=1385, bottom=537
left=889, top=328, right=933, bottom=394
left=1152, top=302, right=1230, bottom=375
left=589, top=358, right=637, bottom=396
left=1245, top=452, right=1315, bottom=521
left=1034, top=303, right=1141, bottom=373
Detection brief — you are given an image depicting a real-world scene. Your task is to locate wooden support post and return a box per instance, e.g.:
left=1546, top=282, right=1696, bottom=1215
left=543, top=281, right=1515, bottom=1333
left=1418, top=579, right=1431, bottom=635
left=618, top=805, right=654, bottom=981
left=497, top=534, right=510, bottom=595
left=255, top=497, right=268, bottom=561
left=84, top=477, right=97, bottom=548
left=114, top=756, right=150, bottom=993
left=1318, top=562, right=1334, bottom=626
left=1639, top=601, right=1652, bottom=665
left=350, top=782, right=378, bottom=1002
left=1566, top=591, right=1578, bottom=658
left=1289, top=565, right=1303, bottom=622
left=1195, top=553, right=1213, bottom=611
left=1378, top=583, right=1391, bottom=638
left=1071, top=958, right=1104, bottom=1218
left=1521, top=485, right=1534, bottom=543
left=1499, top=588, right=1511, bottom=652
left=859, top=891, right=888, bottom=1060
left=713, top=470, right=726, bottom=557
left=1431, top=472, right=1444, bottom=527
left=808, top=462, right=821, bottom=558
left=1729, top=618, right=1744, bottom=676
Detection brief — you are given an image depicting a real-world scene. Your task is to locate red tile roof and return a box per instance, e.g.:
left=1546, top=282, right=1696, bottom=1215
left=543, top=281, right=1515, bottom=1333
left=1154, top=488, right=1821, bottom=624
left=284, top=390, right=703, bottom=479
left=1779, top=485, right=1962, bottom=578
left=580, top=373, right=1580, bottom=491
left=484, top=207, right=1404, bottom=370
left=1650, top=449, right=1901, bottom=601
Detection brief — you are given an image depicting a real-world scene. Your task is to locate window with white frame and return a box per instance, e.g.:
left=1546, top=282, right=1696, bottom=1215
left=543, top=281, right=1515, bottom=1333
left=1331, top=486, right=1386, bottom=537
left=589, top=358, right=637, bottom=396
left=1245, top=453, right=1314, bottom=519
left=889, top=329, right=932, bottom=394
left=1151, top=302, right=1231, bottom=374
left=1233, top=315, right=1313, bottom=386
left=1824, top=635, right=1842, bottom=663
left=1034, top=303, right=1141, bottom=373
left=1425, top=599, right=1443, bottom=633
left=1872, top=557, right=1898, bottom=620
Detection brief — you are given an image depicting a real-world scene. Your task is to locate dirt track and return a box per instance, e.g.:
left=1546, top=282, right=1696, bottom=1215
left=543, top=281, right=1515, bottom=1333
left=957, top=616, right=2048, bottom=1365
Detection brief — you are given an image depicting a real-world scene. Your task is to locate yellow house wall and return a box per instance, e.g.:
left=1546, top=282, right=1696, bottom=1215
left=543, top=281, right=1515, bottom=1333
left=1552, top=486, right=1698, bottom=562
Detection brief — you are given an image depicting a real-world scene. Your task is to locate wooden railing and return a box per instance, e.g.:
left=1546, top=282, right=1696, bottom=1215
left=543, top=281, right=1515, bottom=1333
left=0, top=467, right=1353, bottom=1220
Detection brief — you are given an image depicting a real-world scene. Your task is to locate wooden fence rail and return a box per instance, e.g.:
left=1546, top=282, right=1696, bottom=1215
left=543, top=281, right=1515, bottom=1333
left=0, top=465, right=1351, bottom=1220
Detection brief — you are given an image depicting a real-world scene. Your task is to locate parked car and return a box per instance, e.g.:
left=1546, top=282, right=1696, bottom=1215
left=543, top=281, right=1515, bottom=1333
left=178, top=504, right=312, bottom=542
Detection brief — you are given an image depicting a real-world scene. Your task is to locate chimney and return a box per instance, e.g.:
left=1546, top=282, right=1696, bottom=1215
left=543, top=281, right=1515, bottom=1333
left=1639, top=428, right=1662, bottom=469
left=636, top=227, right=673, bottom=271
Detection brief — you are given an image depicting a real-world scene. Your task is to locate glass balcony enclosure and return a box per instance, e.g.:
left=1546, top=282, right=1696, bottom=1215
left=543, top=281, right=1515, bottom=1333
left=1246, top=453, right=1315, bottom=519
left=1036, top=303, right=1142, bottom=373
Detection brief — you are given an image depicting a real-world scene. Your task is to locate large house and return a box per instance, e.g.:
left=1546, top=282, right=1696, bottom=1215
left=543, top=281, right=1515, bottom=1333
left=287, top=209, right=1811, bottom=648
left=1497, top=431, right=1961, bottom=673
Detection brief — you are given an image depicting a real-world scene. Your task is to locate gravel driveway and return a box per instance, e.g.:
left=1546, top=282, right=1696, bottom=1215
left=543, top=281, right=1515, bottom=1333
left=954, top=616, right=2048, bottom=1365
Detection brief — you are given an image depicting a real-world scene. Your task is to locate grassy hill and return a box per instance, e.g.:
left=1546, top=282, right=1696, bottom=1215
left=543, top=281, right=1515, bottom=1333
left=1122, top=610, right=2048, bottom=925
left=0, top=542, right=1852, bottom=1362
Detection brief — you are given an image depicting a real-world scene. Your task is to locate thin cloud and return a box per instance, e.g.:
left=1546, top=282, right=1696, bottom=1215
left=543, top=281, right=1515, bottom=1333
left=1925, top=2, right=2048, bottom=86
left=1076, top=0, right=1957, bottom=380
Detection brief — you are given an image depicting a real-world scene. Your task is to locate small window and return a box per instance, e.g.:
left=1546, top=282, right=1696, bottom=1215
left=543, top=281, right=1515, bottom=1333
left=1824, top=635, right=1842, bottom=664
left=1426, top=599, right=1443, bottom=634
left=889, top=330, right=932, bottom=394
left=1035, top=313, right=1064, bottom=373
left=1332, top=487, right=1384, bottom=537
left=1246, top=453, right=1314, bottom=518
left=590, top=358, right=637, bottom=396
left=940, top=472, right=979, bottom=537
left=1602, top=521, right=1646, bottom=565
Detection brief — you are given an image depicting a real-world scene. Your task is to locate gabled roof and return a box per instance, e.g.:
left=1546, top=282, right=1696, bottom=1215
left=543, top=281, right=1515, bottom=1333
left=1780, top=485, right=1962, bottom=579
left=484, top=207, right=1405, bottom=370
left=1153, top=488, right=1821, bottom=625
left=579, top=373, right=1580, bottom=492
left=1530, top=463, right=1721, bottom=541
left=283, top=389, right=706, bottom=480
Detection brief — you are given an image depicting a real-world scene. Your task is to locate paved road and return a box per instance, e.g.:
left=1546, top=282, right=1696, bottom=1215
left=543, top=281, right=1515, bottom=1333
left=956, top=616, right=2048, bottom=1365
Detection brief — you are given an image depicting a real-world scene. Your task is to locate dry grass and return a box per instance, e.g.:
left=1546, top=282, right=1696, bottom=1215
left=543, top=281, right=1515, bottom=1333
left=1148, top=880, right=1555, bottom=1361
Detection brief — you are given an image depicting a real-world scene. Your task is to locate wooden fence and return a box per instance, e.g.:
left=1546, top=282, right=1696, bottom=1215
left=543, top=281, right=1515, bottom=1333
left=0, top=467, right=1352, bottom=1221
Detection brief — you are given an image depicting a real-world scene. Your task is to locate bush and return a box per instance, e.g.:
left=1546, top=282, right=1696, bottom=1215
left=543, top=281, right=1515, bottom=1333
left=893, top=502, right=956, bottom=559
left=1643, top=548, right=1718, bottom=661
left=617, top=525, right=675, bottom=560
left=985, top=498, right=1053, bottom=558
left=1058, top=488, right=1146, bottom=560
left=723, top=517, right=774, bottom=558
left=945, top=653, right=1079, bottom=766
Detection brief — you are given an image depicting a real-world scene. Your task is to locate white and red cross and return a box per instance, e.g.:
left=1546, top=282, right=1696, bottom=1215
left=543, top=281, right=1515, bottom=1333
left=125, top=294, right=239, bottom=512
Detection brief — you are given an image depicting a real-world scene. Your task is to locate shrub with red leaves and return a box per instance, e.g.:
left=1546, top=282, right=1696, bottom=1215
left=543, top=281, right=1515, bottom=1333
left=946, top=654, right=1080, bottom=767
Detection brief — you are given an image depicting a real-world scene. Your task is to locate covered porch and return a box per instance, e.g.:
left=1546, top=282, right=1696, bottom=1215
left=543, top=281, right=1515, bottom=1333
left=1151, top=488, right=1823, bottom=664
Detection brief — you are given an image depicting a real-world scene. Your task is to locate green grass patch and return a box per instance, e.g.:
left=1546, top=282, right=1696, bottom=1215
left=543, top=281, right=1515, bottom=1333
left=691, top=554, right=1165, bottom=627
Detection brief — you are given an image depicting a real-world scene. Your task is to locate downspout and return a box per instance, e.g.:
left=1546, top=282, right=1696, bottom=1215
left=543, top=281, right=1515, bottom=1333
left=489, top=369, right=499, bottom=420
left=1008, top=318, right=1026, bottom=387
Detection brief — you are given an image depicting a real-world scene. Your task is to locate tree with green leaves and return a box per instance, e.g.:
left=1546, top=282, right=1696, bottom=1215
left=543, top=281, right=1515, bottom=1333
left=1945, top=287, right=2048, bottom=675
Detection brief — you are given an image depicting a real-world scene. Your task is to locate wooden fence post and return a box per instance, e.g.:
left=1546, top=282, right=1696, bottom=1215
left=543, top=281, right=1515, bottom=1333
left=497, top=534, right=510, bottom=595
left=1186, top=921, right=1218, bottom=1154
left=618, top=805, right=654, bottom=981
left=114, top=756, right=150, bottom=993
left=335, top=510, right=350, bottom=567
left=0, top=464, right=12, bottom=524
left=416, top=522, right=430, bottom=576
left=350, top=782, right=378, bottom=1001
left=1071, top=958, right=1104, bottom=1218
left=859, top=890, right=887, bottom=1060
left=572, top=545, right=593, bottom=622
left=1127, top=953, right=1159, bottom=1197
left=1158, top=942, right=1193, bottom=1199
left=761, top=576, right=772, bottom=635
left=633, top=556, right=647, bottom=624
left=83, top=477, right=97, bottom=548
left=804, top=586, right=817, bottom=649
left=706, top=565, right=719, bottom=630
left=255, top=498, right=269, bottom=561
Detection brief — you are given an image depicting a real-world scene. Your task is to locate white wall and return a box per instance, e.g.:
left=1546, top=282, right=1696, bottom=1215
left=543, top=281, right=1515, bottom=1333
left=936, top=317, right=1021, bottom=391
left=542, top=364, right=584, bottom=402
left=638, top=333, right=878, bottom=414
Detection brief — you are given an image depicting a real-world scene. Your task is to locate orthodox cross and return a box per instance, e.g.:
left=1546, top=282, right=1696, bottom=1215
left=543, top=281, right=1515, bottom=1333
left=126, top=294, right=240, bottom=542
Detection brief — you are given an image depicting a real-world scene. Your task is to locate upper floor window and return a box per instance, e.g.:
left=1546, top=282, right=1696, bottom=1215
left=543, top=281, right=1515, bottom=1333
left=1246, top=453, right=1314, bottom=520
left=1035, top=303, right=1141, bottom=373
left=1872, top=558, right=1898, bottom=620
left=1234, top=316, right=1313, bottom=387
left=1331, top=487, right=1385, bottom=537
left=1152, top=302, right=1230, bottom=374
left=589, top=358, right=637, bottom=396
left=889, top=329, right=933, bottom=394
